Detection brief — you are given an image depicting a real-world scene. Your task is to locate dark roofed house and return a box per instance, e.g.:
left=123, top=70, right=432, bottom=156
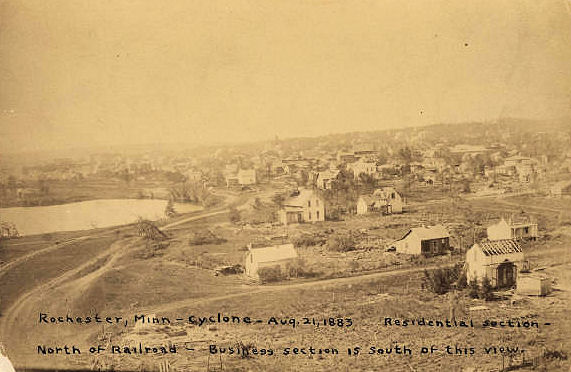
left=388, top=225, right=450, bottom=256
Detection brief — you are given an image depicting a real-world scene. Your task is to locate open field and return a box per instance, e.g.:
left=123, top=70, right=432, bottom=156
left=0, top=192, right=570, bottom=371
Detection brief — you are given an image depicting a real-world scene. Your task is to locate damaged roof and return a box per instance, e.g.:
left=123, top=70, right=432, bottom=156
left=479, top=239, right=522, bottom=256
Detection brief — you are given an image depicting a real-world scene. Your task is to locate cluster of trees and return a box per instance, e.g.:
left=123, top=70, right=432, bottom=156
left=169, top=181, right=212, bottom=206
left=422, top=264, right=494, bottom=301
left=258, top=260, right=320, bottom=284
left=422, top=264, right=465, bottom=295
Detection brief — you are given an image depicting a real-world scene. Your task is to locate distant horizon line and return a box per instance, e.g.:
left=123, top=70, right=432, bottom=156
left=1, top=116, right=567, bottom=157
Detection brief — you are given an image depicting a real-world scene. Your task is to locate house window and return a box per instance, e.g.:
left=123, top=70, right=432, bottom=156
left=317, top=211, right=320, bottom=220
left=308, top=200, right=311, bottom=207
left=309, top=212, right=312, bottom=220
left=391, top=193, right=395, bottom=199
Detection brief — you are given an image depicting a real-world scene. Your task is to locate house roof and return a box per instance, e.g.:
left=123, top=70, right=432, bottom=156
left=359, top=194, right=389, bottom=207
left=478, top=239, right=522, bottom=256
left=248, top=243, right=297, bottom=263
left=412, top=225, right=450, bottom=240
left=283, top=189, right=320, bottom=207
left=396, top=225, right=450, bottom=242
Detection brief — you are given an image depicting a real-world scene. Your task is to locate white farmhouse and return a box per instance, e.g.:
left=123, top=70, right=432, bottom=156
left=278, top=189, right=325, bottom=225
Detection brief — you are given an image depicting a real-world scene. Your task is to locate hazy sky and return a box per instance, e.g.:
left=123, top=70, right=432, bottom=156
left=1, top=0, right=570, bottom=153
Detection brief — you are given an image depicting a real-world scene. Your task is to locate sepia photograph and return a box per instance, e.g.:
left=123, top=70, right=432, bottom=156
left=1, top=0, right=571, bottom=371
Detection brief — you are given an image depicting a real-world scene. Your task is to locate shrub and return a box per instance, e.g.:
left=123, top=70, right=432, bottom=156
left=479, top=277, right=494, bottom=301
left=543, top=348, right=568, bottom=361
left=229, top=207, right=241, bottom=223
left=326, top=234, right=356, bottom=252
left=292, top=234, right=326, bottom=248
left=287, top=260, right=321, bottom=279
left=258, top=266, right=284, bottom=283
left=422, top=264, right=464, bottom=295
left=468, top=279, right=479, bottom=298
left=188, top=230, right=226, bottom=245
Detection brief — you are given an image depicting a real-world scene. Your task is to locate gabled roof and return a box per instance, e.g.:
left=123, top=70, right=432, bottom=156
left=248, top=243, right=297, bottom=263
left=478, top=239, right=522, bottom=256
left=412, top=225, right=450, bottom=240
left=396, top=225, right=449, bottom=242
left=283, top=189, right=321, bottom=207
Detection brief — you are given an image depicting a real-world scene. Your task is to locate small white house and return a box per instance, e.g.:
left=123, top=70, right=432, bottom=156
left=487, top=217, right=538, bottom=241
left=244, top=243, right=298, bottom=279
left=388, top=225, right=450, bottom=256
left=465, top=239, right=525, bottom=288
left=373, top=187, right=403, bottom=213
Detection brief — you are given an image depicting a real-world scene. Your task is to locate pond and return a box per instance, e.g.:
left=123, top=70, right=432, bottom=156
left=0, top=199, right=202, bottom=236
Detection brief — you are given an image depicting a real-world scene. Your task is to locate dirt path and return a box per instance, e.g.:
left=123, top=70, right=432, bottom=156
left=0, top=238, right=128, bottom=340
